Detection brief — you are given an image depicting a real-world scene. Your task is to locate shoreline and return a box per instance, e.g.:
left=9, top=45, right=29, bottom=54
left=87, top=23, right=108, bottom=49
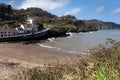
left=0, top=43, right=81, bottom=68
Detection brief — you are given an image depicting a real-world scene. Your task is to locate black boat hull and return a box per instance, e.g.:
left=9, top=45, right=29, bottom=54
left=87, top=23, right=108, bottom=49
left=0, top=28, right=50, bottom=42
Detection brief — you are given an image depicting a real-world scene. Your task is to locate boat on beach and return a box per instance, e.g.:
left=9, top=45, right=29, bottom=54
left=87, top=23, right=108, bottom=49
left=0, top=18, right=50, bottom=42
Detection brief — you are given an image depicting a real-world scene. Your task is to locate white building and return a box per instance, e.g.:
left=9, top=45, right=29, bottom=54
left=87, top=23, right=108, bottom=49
left=18, top=18, right=38, bottom=33
left=26, top=17, right=37, bottom=24
left=0, top=28, right=18, bottom=38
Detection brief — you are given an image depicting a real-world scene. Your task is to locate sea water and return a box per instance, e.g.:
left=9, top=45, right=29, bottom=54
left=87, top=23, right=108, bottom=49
left=39, top=30, right=120, bottom=54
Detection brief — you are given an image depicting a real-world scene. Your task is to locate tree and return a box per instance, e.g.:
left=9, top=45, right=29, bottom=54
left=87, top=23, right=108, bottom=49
left=7, top=5, right=12, bottom=14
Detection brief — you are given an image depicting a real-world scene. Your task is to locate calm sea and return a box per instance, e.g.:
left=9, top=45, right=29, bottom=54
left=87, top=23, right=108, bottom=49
left=39, top=30, right=120, bottom=54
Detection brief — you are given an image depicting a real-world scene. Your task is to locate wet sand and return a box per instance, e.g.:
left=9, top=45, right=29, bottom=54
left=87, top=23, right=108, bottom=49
left=0, top=43, right=79, bottom=68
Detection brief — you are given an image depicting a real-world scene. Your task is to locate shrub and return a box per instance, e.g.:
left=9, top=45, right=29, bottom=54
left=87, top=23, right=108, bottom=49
left=8, top=39, right=120, bottom=80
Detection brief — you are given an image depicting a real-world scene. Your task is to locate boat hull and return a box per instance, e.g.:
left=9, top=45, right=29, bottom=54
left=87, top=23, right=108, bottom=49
left=0, top=28, right=50, bottom=42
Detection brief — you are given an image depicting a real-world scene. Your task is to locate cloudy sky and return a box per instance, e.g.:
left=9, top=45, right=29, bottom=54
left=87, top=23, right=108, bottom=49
left=1, top=0, right=120, bottom=24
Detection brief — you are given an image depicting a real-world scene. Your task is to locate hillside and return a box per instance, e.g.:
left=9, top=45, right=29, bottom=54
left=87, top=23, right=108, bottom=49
left=0, top=3, right=120, bottom=32
left=85, top=19, right=120, bottom=30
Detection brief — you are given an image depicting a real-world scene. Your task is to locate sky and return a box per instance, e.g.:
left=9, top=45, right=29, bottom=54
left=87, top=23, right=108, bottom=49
left=0, top=0, right=120, bottom=24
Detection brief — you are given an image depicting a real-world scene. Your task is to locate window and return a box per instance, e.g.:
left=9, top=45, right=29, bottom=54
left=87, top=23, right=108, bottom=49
left=8, top=34, right=11, bottom=36
left=1, top=34, right=3, bottom=37
left=0, top=32, right=3, bottom=37
left=8, top=32, right=11, bottom=36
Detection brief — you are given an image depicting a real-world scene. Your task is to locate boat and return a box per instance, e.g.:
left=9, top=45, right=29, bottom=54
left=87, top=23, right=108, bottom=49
left=0, top=18, right=50, bottom=42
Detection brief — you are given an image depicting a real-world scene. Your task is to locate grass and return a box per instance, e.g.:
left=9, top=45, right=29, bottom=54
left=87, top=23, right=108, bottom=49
left=4, top=39, right=120, bottom=80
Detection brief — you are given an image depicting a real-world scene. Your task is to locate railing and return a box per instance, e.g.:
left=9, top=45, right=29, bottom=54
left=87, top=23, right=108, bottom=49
left=0, top=28, right=50, bottom=38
